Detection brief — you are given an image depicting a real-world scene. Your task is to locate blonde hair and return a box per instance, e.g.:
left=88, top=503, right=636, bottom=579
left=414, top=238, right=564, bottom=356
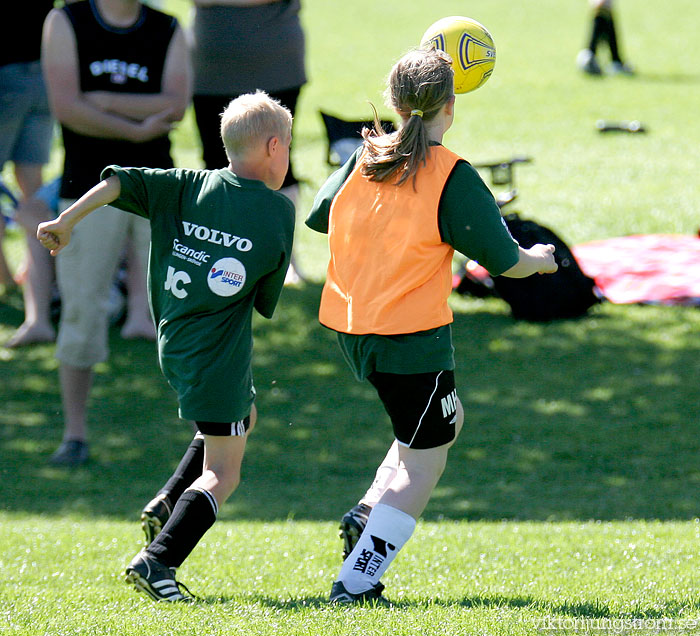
left=361, top=47, right=454, bottom=186
left=220, top=90, right=292, bottom=161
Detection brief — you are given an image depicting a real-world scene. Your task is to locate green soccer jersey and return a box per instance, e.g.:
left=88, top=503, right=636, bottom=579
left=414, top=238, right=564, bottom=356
left=102, top=166, right=295, bottom=422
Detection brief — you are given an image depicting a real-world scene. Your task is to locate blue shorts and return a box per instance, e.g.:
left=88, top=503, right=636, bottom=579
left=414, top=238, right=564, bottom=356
left=0, top=62, right=54, bottom=167
left=34, top=177, right=61, bottom=215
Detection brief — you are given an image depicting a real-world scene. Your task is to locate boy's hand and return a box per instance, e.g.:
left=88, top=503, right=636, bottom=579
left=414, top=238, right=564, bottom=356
left=37, top=219, right=72, bottom=256
left=531, top=243, right=558, bottom=274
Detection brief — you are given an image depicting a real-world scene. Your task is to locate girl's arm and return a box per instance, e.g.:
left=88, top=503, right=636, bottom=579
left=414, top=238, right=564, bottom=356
left=500, top=243, right=558, bottom=278
left=37, top=177, right=122, bottom=256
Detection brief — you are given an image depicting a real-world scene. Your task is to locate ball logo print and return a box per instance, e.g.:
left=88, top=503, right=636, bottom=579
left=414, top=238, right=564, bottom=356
left=426, top=32, right=446, bottom=51
left=207, top=257, right=246, bottom=297
left=457, top=30, right=495, bottom=77
left=420, top=16, right=496, bottom=94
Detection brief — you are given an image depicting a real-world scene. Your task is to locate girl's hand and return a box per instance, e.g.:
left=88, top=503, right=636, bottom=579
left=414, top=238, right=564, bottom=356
left=531, top=243, right=558, bottom=274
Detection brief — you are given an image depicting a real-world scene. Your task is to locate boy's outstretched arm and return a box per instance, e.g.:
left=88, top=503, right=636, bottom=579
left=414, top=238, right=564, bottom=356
left=37, top=176, right=121, bottom=256
left=500, top=243, right=558, bottom=278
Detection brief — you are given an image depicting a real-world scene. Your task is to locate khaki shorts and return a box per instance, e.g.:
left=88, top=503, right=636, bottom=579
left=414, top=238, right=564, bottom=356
left=55, top=200, right=150, bottom=367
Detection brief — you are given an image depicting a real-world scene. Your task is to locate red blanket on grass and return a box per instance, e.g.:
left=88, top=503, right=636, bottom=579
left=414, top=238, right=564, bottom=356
left=572, top=234, right=700, bottom=305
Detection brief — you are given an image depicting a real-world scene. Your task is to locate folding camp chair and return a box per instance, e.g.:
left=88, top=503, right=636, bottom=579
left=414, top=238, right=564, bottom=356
left=319, top=110, right=396, bottom=166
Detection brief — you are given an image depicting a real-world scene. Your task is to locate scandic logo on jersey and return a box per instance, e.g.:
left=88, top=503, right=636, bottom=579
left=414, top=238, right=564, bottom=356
left=182, top=222, right=253, bottom=251
left=172, top=239, right=210, bottom=265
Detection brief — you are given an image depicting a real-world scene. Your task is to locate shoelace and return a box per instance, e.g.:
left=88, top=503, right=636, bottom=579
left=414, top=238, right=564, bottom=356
left=175, top=578, right=200, bottom=602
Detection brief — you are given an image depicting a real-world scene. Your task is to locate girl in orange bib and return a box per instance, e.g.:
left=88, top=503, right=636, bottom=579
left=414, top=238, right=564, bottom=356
left=306, top=46, right=557, bottom=604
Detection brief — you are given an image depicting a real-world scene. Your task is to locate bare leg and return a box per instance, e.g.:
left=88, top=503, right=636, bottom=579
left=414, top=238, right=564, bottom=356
left=4, top=195, right=55, bottom=347
left=279, top=184, right=305, bottom=285
left=14, top=163, right=43, bottom=199
left=192, top=405, right=257, bottom=504
left=362, top=398, right=464, bottom=516
left=9, top=163, right=45, bottom=287
left=359, top=440, right=400, bottom=507
left=377, top=443, right=450, bottom=519
left=192, top=435, right=249, bottom=504
left=58, top=363, right=94, bottom=443
left=121, top=238, right=156, bottom=341
left=0, top=214, right=14, bottom=289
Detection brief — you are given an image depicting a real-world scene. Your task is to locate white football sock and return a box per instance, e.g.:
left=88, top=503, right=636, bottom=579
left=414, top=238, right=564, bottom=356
left=338, top=503, right=416, bottom=594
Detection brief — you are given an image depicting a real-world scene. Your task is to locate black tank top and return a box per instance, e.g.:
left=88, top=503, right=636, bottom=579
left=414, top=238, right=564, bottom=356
left=60, top=0, right=177, bottom=199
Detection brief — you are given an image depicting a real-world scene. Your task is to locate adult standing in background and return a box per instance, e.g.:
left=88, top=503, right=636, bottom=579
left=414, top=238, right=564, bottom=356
left=191, top=0, right=307, bottom=282
left=41, top=0, right=191, bottom=466
left=0, top=2, right=55, bottom=295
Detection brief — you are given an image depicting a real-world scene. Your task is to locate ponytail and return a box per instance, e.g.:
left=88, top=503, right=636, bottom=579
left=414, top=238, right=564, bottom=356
left=361, top=48, right=454, bottom=187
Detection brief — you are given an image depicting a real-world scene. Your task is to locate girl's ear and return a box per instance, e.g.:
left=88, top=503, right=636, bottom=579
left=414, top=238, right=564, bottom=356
left=444, top=94, right=456, bottom=117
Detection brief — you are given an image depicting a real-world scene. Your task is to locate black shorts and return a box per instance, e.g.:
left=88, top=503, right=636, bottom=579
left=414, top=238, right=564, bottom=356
left=367, top=370, right=458, bottom=449
left=195, top=416, right=251, bottom=437
left=193, top=88, right=301, bottom=187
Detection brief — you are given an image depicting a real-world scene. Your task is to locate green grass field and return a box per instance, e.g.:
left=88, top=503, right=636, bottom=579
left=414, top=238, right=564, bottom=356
left=2, top=1, right=700, bottom=634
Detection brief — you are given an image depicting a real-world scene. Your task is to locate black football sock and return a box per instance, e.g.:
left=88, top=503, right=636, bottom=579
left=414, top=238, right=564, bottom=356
left=602, top=13, right=622, bottom=63
left=146, top=487, right=217, bottom=568
left=157, top=433, right=205, bottom=506
left=588, top=14, right=606, bottom=53
left=590, top=9, right=621, bottom=62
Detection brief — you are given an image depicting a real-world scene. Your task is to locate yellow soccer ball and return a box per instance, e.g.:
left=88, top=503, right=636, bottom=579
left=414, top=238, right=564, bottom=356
left=420, top=16, right=496, bottom=94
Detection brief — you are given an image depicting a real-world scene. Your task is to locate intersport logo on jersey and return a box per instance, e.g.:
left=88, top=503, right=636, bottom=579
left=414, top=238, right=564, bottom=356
left=207, top=258, right=246, bottom=297
left=182, top=222, right=253, bottom=251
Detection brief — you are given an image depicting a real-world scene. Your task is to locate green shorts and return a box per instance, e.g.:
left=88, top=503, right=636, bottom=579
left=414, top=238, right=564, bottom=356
left=335, top=324, right=455, bottom=381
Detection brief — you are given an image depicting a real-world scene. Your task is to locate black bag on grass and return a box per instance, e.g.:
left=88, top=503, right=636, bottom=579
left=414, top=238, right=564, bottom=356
left=492, top=213, right=601, bottom=321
